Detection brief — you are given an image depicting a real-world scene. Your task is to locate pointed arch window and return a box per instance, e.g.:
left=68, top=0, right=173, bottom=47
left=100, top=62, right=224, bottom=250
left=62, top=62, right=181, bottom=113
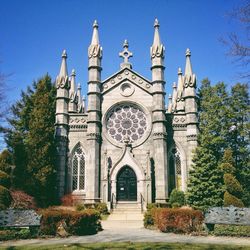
left=72, top=145, right=85, bottom=191
left=169, top=148, right=182, bottom=192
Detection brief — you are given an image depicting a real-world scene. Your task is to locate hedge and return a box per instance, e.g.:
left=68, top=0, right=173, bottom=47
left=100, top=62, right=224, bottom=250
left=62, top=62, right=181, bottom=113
left=145, top=207, right=204, bottom=234
left=39, top=208, right=101, bottom=236
left=0, top=171, right=11, bottom=189
left=169, top=189, right=185, bottom=207
left=0, top=185, right=12, bottom=210
left=224, top=191, right=244, bottom=208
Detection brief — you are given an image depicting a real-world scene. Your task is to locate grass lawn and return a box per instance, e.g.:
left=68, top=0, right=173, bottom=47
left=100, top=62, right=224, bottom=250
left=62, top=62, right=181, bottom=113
left=0, top=242, right=250, bottom=250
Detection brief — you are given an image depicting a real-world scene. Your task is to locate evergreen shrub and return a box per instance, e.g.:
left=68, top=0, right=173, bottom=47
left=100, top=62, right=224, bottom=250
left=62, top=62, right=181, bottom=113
left=0, top=171, right=11, bottom=189
left=224, top=191, right=244, bottom=208
left=40, top=208, right=101, bottom=236
left=153, top=208, right=204, bottom=233
left=144, top=208, right=158, bottom=228
left=0, top=185, right=12, bottom=209
left=224, top=174, right=243, bottom=196
left=169, top=189, right=185, bottom=207
left=213, top=225, right=250, bottom=237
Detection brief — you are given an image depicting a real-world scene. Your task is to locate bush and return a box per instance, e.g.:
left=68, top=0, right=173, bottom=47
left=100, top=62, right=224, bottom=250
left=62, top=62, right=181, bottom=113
left=0, top=171, right=11, bottom=189
left=0, top=228, right=33, bottom=241
left=146, top=203, right=170, bottom=210
left=220, top=163, right=235, bottom=174
left=61, top=194, right=74, bottom=206
left=153, top=208, right=204, bottom=233
left=0, top=185, right=12, bottom=209
left=10, top=190, right=37, bottom=209
left=224, top=174, right=243, bottom=196
left=224, top=191, right=244, bottom=207
left=96, top=203, right=109, bottom=215
left=39, top=208, right=101, bottom=236
left=213, top=224, right=250, bottom=237
left=144, top=208, right=157, bottom=228
left=169, top=189, right=185, bottom=207
left=75, top=203, right=86, bottom=211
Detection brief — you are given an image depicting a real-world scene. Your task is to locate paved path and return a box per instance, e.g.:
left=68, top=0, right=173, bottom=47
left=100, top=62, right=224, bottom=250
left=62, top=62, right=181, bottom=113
left=1, top=228, right=250, bottom=247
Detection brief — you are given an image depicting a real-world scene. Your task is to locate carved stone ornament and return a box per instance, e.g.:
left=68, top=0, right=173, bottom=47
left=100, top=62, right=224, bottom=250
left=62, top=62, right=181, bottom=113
left=152, top=132, right=167, bottom=140
left=69, top=117, right=87, bottom=124
left=56, top=75, right=69, bottom=89
left=184, top=74, right=196, bottom=88
left=87, top=132, right=101, bottom=141
left=88, top=44, right=102, bottom=59
left=187, top=134, right=197, bottom=141
left=150, top=44, right=164, bottom=59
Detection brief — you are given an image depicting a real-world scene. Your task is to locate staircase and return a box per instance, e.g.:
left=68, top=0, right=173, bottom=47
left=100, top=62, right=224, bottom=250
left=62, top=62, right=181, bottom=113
left=101, top=202, right=144, bottom=229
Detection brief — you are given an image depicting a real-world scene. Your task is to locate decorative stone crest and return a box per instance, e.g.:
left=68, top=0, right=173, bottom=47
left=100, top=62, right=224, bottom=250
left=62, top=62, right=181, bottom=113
left=119, top=40, right=133, bottom=69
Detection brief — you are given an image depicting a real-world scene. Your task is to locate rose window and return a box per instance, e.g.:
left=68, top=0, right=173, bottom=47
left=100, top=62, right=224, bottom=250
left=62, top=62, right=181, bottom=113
left=106, top=104, right=147, bottom=143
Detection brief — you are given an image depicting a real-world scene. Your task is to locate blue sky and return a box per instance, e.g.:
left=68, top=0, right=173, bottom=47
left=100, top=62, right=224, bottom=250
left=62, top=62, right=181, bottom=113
left=0, top=0, right=245, bottom=148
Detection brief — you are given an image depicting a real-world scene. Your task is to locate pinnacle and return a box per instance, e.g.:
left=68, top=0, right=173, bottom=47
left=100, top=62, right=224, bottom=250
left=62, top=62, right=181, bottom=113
left=186, top=48, right=191, bottom=56
left=77, top=83, right=81, bottom=89
left=71, top=69, right=76, bottom=76
left=178, top=67, right=182, bottom=74
left=173, top=82, right=177, bottom=88
left=123, top=39, right=129, bottom=48
left=168, top=94, right=172, bottom=99
left=93, top=20, right=98, bottom=28
left=62, top=49, right=67, bottom=58
left=154, top=18, right=159, bottom=28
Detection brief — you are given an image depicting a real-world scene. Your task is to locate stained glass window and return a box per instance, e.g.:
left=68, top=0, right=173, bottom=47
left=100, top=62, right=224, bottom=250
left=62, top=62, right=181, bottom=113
left=106, top=104, right=147, bottom=143
left=72, top=145, right=85, bottom=191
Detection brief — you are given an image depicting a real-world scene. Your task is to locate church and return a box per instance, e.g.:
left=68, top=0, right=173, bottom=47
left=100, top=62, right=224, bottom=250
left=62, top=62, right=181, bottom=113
left=55, top=19, right=198, bottom=207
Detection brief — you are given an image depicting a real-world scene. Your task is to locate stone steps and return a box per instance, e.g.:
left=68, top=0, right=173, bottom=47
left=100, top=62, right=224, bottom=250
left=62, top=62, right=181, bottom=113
left=101, top=202, right=144, bottom=229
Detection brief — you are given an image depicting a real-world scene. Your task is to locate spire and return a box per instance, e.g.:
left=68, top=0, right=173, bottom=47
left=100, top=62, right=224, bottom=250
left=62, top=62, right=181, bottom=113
left=184, top=48, right=196, bottom=88
left=177, top=67, right=184, bottom=100
left=91, top=20, right=99, bottom=45
left=185, top=48, right=192, bottom=76
left=77, top=83, right=83, bottom=112
left=153, top=18, right=161, bottom=45
left=88, top=20, right=102, bottom=58
left=119, top=39, right=133, bottom=69
left=151, top=18, right=164, bottom=59
left=70, top=69, right=76, bottom=94
left=56, top=50, right=69, bottom=89
left=82, top=95, right=86, bottom=113
left=172, top=82, right=177, bottom=112
left=167, top=94, right=172, bottom=113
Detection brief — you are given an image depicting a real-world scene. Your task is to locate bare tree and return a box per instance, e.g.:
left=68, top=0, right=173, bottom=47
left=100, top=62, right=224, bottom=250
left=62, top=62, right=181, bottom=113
left=222, top=0, right=250, bottom=80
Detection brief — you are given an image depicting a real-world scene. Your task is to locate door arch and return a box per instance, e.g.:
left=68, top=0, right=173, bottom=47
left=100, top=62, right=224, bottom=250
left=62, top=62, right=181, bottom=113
left=116, top=165, right=137, bottom=201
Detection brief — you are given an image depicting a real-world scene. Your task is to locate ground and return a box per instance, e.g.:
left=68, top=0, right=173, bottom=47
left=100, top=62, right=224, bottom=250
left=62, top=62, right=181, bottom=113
left=1, top=228, right=250, bottom=249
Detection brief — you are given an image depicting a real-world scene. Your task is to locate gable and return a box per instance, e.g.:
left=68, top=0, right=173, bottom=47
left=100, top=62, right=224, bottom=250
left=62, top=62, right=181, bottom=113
left=101, top=68, right=152, bottom=95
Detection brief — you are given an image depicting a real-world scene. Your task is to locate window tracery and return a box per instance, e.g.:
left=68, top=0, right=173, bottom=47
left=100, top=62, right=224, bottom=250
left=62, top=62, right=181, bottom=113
left=72, top=145, right=85, bottom=191
left=106, top=104, right=147, bottom=143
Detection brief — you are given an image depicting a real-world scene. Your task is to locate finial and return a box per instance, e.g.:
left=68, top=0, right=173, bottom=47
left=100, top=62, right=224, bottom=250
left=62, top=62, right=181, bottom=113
left=77, top=83, right=81, bottom=89
left=62, top=49, right=67, bottom=58
left=71, top=69, right=76, bottom=76
left=123, top=39, right=129, bottom=48
left=186, top=48, right=191, bottom=57
left=154, top=18, right=160, bottom=28
left=119, top=39, right=133, bottom=69
left=178, top=67, right=182, bottom=75
left=173, top=82, right=177, bottom=89
left=93, top=20, right=98, bottom=28
left=168, top=94, right=172, bottom=99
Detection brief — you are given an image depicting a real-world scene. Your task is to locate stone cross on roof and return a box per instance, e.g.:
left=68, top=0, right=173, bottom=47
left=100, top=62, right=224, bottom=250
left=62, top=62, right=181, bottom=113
left=119, top=40, right=133, bottom=69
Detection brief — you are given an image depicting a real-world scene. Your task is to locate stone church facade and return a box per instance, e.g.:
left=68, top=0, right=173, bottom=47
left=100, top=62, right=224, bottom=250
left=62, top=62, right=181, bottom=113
left=55, top=19, right=198, bottom=206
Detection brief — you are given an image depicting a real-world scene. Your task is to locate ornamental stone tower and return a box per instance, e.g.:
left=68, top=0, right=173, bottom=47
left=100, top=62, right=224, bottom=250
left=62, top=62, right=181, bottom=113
left=86, top=20, right=102, bottom=203
left=55, top=19, right=198, bottom=206
left=150, top=19, right=168, bottom=202
left=55, top=50, right=70, bottom=198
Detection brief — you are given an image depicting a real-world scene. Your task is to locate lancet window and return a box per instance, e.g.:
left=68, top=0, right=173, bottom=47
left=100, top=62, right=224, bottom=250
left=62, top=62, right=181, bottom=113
left=72, top=145, right=85, bottom=191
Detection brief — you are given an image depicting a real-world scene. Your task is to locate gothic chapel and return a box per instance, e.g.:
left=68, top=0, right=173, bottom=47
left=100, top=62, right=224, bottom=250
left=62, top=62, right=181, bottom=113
left=55, top=19, right=198, bottom=207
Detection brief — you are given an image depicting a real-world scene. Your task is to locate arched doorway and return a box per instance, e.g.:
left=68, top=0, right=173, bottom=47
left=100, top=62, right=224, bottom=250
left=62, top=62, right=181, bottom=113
left=117, top=165, right=137, bottom=201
